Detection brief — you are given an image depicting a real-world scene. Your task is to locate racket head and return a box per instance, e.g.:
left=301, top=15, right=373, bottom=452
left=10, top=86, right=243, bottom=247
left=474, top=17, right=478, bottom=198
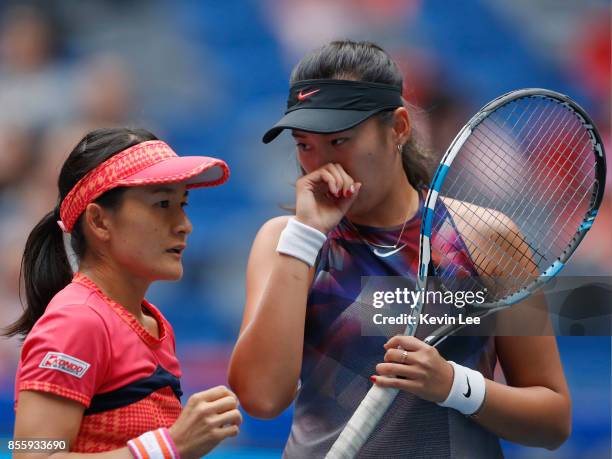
left=418, top=88, right=606, bottom=312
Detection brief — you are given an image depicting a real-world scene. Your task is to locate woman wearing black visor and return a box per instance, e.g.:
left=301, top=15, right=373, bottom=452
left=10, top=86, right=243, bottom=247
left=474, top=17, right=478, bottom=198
left=229, top=40, right=571, bottom=458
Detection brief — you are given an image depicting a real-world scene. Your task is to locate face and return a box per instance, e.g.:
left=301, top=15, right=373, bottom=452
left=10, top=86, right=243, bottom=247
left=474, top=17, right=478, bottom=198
left=101, top=183, right=192, bottom=282
left=293, top=115, right=402, bottom=215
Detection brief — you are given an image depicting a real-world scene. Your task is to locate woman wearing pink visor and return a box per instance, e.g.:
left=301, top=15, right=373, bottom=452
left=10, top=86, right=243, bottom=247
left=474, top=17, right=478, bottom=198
left=6, top=128, right=241, bottom=459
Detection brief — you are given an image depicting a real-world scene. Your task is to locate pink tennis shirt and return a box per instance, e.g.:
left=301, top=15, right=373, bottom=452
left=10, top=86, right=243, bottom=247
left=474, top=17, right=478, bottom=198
left=14, top=273, right=182, bottom=452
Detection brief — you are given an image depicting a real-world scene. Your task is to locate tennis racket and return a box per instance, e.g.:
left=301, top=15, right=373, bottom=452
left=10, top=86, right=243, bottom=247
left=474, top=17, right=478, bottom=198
left=326, top=88, right=607, bottom=458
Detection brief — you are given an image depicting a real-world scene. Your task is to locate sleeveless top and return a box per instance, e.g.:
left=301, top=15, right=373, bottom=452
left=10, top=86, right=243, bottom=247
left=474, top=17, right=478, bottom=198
left=283, top=195, right=503, bottom=458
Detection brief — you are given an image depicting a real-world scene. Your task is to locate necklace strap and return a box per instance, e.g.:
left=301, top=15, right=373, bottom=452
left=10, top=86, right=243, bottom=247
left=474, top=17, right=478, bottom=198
left=345, top=190, right=424, bottom=255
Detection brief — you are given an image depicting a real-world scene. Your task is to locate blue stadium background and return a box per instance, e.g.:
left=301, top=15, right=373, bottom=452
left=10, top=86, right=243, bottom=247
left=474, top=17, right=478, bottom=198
left=0, top=1, right=610, bottom=457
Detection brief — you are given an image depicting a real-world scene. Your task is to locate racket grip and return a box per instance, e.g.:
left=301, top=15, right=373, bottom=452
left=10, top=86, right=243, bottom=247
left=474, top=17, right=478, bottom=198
left=325, top=385, right=399, bottom=459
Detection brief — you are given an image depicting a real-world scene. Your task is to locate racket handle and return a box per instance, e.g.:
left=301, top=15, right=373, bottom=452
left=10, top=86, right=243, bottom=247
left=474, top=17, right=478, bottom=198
left=325, top=385, right=399, bottom=459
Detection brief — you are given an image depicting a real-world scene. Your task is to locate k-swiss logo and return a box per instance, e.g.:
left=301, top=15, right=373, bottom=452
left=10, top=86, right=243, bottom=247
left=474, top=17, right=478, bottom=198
left=297, top=89, right=320, bottom=101
left=39, top=352, right=90, bottom=378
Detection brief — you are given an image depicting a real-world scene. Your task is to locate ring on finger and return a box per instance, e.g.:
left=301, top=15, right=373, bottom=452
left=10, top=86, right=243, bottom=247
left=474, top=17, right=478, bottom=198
left=400, top=350, right=409, bottom=364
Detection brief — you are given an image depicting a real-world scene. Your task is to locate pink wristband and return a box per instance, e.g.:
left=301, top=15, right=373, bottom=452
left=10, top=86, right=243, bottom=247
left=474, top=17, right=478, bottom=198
left=127, top=428, right=180, bottom=459
left=160, top=428, right=180, bottom=459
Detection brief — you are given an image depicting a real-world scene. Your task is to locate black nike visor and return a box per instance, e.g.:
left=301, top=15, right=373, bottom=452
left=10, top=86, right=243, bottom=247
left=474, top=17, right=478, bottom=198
left=262, top=79, right=404, bottom=144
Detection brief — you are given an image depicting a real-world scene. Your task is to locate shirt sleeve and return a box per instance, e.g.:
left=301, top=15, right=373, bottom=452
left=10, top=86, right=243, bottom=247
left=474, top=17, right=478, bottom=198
left=16, top=303, right=110, bottom=407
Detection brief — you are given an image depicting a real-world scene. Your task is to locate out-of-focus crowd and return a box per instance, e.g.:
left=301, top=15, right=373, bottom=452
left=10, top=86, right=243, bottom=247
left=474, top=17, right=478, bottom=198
left=0, top=1, right=609, bottom=455
left=0, top=5, right=131, bottom=372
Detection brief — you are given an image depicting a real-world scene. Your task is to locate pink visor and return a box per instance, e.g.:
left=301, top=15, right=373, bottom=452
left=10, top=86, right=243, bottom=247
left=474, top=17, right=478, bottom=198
left=58, top=140, right=229, bottom=233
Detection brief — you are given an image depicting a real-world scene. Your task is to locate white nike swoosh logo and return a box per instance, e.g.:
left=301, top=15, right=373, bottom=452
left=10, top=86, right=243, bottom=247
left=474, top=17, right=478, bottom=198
left=372, top=244, right=407, bottom=257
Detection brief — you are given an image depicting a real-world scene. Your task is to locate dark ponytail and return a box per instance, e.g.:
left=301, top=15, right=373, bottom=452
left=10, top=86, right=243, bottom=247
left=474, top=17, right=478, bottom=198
left=290, top=39, right=433, bottom=189
left=4, top=127, right=158, bottom=338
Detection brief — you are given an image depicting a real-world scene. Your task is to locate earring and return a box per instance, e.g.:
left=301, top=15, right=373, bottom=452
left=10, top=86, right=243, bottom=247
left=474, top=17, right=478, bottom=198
left=397, top=144, right=402, bottom=153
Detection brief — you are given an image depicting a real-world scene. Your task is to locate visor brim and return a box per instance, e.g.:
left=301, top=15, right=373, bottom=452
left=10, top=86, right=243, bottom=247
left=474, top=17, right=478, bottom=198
left=118, top=156, right=230, bottom=188
left=262, top=108, right=383, bottom=144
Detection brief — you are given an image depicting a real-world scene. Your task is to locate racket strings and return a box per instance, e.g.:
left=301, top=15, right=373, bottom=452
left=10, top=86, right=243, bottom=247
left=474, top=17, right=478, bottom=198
left=490, top=99, right=594, bottom=195
left=440, top=164, right=545, bottom=268
left=473, top=99, right=593, bottom=233
left=431, top=95, right=597, bottom=300
left=430, top=199, right=539, bottom=295
left=478, top=97, right=561, bottom=181
left=437, top=189, right=540, bottom=277
left=480, top=112, right=592, bottom=248
left=485, top=111, right=595, bottom=223
left=463, top=149, right=590, bottom=274
left=482, top=104, right=595, bottom=247
left=433, top=207, right=538, bottom=297
left=483, top=108, right=588, bottom=205
left=479, top=101, right=592, bottom=206
left=455, top=109, right=571, bottom=215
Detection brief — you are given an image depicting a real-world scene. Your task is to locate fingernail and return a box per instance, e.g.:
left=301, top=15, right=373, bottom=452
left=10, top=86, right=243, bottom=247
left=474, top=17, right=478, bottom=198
left=350, top=184, right=355, bottom=194
left=370, top=375, right=377, bottom=383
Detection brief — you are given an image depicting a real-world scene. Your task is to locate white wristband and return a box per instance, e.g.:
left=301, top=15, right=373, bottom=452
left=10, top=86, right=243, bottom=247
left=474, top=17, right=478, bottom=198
left=276, top=217, right=327, bottom=267
left=437, top=361, right=486, bottom=416
left=127, top=428, right=179, bottom=459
